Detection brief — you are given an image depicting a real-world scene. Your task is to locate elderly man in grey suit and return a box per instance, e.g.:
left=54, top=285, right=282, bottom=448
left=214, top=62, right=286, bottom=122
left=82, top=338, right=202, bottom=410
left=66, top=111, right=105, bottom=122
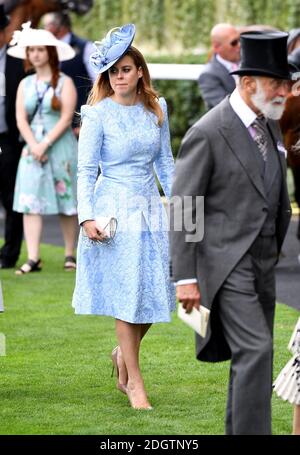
left=198, top=23, right=240, bottom=110
left=170, top=32, right=292, bottom=435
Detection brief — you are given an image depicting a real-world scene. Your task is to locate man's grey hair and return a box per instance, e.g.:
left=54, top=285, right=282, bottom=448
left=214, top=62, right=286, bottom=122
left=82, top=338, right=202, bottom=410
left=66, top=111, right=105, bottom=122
left=45, top=12, right=72, bottom=29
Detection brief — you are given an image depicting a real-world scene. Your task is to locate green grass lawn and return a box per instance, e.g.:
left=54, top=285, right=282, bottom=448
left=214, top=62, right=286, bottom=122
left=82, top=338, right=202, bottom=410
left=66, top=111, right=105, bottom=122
left=0, top=242, right=298, bottom=435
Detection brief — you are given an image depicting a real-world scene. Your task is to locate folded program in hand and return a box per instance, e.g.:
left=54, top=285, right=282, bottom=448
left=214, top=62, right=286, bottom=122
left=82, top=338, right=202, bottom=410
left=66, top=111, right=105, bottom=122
left=177, top=303, right=210, bottom=338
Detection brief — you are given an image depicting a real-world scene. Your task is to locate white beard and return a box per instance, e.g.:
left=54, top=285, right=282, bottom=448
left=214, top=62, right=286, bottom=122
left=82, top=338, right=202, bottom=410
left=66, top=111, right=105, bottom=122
left=250, top=78, right=286, bottom=120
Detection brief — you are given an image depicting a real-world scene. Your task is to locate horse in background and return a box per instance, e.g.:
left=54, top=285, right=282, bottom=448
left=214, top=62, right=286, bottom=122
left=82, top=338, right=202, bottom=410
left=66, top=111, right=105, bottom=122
left=280, top=29, right=300, bottom=240
left=280, top=90, right=300, bottom=239
left=4, top=0, right=93, bottom=42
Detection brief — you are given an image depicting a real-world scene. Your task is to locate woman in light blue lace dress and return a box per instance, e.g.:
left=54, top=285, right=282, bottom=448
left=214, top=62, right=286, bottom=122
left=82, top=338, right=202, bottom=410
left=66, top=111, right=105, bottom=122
left=72, top=24, right=176, bottom=410
left=7, top=24, right=78, bottom=274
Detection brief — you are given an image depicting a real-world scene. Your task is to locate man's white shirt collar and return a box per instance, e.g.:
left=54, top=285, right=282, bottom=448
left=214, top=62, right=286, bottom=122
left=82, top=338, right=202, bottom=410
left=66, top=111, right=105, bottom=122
left=60, top=32, right=72, bottom=44
left=216, top=54, right=236, bottom=73
left=229, top=88, right=257, bottom=128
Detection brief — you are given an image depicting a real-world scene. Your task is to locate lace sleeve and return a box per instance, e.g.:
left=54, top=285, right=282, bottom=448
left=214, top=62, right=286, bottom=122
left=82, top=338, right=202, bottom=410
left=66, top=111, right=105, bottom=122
left=77, top=104, right=103, bottom=225
left=153, top=97, right=175, bottom=198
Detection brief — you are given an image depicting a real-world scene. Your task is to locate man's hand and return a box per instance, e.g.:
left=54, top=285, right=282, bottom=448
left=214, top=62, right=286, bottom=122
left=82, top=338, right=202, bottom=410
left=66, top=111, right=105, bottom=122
left=176, top=283, right=201, bottom=313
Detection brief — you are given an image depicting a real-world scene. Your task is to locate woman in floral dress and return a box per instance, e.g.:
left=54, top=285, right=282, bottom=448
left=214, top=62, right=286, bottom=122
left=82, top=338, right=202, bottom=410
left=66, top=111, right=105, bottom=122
left=7, top=23, right=78, bottom=273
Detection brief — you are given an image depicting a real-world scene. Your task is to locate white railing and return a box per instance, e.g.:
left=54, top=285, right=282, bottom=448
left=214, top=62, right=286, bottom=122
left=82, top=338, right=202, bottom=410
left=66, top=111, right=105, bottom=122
left=148, top=63, right=205, bottom=81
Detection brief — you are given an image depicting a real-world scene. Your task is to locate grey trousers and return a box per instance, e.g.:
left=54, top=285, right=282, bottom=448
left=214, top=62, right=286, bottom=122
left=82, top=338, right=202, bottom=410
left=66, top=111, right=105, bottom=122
left=217, top=235, right=278, bottom=435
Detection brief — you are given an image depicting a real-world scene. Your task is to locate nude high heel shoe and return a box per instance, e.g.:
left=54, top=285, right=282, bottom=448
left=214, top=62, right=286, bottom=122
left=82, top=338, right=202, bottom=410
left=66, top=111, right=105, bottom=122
left=126, top=383, right=153, bottom=410
left=111, top=346, right=127, bottom=395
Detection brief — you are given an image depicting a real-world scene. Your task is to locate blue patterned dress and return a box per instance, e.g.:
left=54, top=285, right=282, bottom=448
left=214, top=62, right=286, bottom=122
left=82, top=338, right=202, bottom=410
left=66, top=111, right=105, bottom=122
left=72, top=97, right=176, bottom=323
left=13, top=73, right=77, bottom=215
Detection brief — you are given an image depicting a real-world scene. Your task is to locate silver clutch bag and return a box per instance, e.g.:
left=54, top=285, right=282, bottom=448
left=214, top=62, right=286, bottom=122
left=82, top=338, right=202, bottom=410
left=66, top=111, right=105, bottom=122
left=82, top=217, right=118, bottom=245
left=95, top=216, right=117, bottom=244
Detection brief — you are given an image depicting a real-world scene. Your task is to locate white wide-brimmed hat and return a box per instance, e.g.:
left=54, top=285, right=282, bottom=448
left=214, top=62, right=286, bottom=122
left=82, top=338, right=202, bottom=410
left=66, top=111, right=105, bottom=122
left=7, top=21, right=75, bottom=62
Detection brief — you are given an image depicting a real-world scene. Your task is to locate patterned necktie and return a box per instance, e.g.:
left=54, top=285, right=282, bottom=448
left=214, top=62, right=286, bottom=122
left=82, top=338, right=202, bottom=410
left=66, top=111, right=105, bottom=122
left=251, top=116, right=268, bottom=162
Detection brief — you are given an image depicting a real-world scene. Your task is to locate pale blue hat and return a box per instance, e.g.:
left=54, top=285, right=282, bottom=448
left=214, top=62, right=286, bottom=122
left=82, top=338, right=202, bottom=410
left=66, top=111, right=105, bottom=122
left=90, top=23, right=136, bottom=74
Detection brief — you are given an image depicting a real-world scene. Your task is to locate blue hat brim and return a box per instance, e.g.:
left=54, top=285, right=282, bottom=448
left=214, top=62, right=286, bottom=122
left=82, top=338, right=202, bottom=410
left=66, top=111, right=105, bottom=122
left=90, top=24, right=136, bottom=75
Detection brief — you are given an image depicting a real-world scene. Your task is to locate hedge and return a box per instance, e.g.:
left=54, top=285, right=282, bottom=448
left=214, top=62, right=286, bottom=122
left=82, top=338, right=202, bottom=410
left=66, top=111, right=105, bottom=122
left=148, top=54, right=207, bottom=158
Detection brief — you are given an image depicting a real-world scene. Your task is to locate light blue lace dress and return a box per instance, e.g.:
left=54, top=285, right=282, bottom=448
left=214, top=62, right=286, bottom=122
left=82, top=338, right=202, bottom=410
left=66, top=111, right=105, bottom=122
left=72, top=97, right=176, bottom=323
left=13, top=73, right=77, bottom=215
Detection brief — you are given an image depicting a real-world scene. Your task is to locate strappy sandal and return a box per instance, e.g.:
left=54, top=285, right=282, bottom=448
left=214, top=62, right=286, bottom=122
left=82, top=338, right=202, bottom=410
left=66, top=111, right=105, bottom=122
left=64, top=255, right=76, bottom=271
left=15, top=259, right=42, bottom=275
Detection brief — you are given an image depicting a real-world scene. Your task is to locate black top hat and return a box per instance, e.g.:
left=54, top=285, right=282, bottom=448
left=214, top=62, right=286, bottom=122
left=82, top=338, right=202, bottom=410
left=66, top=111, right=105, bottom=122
left=0, top=4, right=10, bottom=30
left=230, top=31, right=293, bottom=80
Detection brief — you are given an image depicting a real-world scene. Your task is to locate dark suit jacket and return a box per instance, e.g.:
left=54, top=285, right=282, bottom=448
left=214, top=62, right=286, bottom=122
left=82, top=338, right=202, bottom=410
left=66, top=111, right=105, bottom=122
left=170, top=97, right=291, bottom=362
left=60, top=33, right=92, bottom=117
left=198, top=55, right=236, bottom=110
left=5, top=51, right=25, bottom=146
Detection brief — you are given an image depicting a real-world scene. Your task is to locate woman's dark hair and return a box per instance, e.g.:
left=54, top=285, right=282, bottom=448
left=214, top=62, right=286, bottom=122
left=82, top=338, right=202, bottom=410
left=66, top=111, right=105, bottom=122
left=25, top=45, right=61, bottom=111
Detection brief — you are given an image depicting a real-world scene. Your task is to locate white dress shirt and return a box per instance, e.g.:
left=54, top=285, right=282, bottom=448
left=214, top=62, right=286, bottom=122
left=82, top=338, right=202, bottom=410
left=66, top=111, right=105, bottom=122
left=216, top=54, right=236, bottom=72
left=216, top=54, right=239, bottom=83
left=229, top=87, right=257, bottom=127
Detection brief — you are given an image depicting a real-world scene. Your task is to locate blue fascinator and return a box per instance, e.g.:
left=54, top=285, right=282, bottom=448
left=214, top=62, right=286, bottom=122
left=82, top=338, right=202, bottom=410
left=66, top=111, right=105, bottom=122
left=90, top=23, right=136, bottom=74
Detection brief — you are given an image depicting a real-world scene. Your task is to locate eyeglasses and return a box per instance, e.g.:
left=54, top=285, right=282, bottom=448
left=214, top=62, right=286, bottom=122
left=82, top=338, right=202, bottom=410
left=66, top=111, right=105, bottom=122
left=230, top=39, right=240, bottom=47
